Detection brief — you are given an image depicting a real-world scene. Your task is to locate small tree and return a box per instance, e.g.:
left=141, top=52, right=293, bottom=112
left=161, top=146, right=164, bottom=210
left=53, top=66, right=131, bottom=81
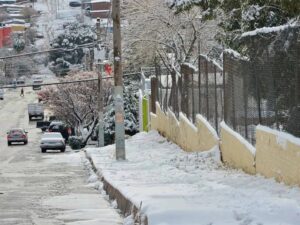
left=49, top=23, right=96, bottom=76
left=13, top=36, right=25, bottom=52
left=21, top=7, right=38, bottom=23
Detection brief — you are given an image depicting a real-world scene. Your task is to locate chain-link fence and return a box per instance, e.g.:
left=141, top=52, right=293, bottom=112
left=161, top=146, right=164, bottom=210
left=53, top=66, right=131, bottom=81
left=224, top=42, right=300, bottom=144
left=154, top=55, right=224, bottom=134
left=152, top=27, right=300, bottom=144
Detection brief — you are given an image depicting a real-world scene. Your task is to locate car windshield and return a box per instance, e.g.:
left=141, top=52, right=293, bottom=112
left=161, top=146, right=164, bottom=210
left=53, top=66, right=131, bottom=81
left=42, top=133, right=62, bottom=138
left=9, top=129, right=24, bottom=134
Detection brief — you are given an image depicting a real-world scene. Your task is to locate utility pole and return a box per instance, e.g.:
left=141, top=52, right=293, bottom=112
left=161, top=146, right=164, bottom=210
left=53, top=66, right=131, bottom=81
left=96, top=18, right=104, bottom=147
left=112, top=0, right=125, bottom=160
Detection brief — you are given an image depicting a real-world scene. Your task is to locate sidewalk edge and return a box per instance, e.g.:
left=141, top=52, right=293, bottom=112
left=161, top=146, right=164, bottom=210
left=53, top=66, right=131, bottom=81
left=85, top=150, right=149, bottom=225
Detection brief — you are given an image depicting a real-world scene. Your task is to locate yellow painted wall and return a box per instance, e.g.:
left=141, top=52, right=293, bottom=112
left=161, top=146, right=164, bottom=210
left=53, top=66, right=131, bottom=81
left=150, top=103, right=300, bottom=187
left=256, top=126, right=300, bottom=186
left=150, top=102, right=219, bottom=152
left=220, top=122, right=256, bottom=174
left=196, top=115, right=219, bottom=152
left=10, top=25, right=26, bottom=32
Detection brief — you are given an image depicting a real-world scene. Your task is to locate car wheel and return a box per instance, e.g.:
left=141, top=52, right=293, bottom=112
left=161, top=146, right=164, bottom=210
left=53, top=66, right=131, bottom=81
left=29, top=116, right=32, bottom=121
left=24, top=141, right=28, bottom=145
left=41, top=148, right=46, bottom=153
left=7, top=141, right=11, bottom=146
left=61, top=148, right=66, bottom=152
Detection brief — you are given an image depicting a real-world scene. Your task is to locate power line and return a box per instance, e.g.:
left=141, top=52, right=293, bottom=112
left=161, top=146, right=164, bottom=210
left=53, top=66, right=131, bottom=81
left=0, top=42, right=97, bottom=60
left=0, top=72, right=140, bottom=89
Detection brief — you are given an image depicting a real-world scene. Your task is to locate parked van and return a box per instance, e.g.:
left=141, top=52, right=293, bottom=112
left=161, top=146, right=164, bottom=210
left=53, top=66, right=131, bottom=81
left=32, top=75, right=43, bottom=90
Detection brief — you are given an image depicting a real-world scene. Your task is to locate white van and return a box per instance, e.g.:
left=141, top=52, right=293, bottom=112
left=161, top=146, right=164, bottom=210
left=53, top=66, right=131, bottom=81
left=32, top=75, right=43, bottom=90
left=0, top=89, right=4, bottom=100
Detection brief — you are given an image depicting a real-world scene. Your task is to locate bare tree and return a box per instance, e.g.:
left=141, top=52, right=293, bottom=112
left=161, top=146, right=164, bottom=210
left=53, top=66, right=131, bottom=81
left=21, top=7, right=38, bottom=24
left=123, top=0, right=219, bottom=73
left=39, top=71, right=113, bottom=146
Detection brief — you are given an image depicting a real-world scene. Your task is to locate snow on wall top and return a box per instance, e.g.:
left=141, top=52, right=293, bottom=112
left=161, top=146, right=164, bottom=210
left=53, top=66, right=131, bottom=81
left=179, top=112, right=198, bottom=132
left=200, top=54, right=223, bottom=71
left=182, top=62, right=197, bottom=72
left=91, top=0, right=110, bottom=2
left=224, top=49, right=249, bottom=61
left=196, top=114, right=219, bottom=140
left=167, top=0, right=202, bottom=7
left=257, top=125, right=300, bottom=148
left=220, top=121, right=256, bottom=156
left=241, top=22, right=299, bottom=38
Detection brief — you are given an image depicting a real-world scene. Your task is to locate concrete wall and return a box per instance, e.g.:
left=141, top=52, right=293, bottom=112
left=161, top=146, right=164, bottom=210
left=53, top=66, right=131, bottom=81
left=150, top=103, right=219, bottom=152
left=256, top=126, right=300, bottom=186
left=220, top=122, right=256, bottom=174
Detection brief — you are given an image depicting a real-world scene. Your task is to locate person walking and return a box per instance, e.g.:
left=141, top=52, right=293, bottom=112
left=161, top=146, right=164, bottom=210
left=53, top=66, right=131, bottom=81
left=20, top=88, right=24, bottom=97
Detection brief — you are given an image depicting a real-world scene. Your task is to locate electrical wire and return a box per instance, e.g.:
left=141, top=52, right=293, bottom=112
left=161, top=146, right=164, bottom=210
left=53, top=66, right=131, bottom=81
left=0, top=72, right=141, bottom=89
left=0, top=42, right=97, bottom=60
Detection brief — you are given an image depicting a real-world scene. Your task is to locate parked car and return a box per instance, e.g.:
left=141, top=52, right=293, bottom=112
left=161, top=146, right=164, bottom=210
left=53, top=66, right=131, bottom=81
left=7, top=128, right=28, bottom=146
left=0, top=88, right=4, bottom=100
left=48, top=121, right=70, bottom=141
left=35, top=32, right=44, bottom=39
left=40, top=132, right=66, bottom=153
left=36, top=121, right=51, bottom=131
left=16, top=77, right=25, bottom=85
left=69, top=0, right=81, bottom=7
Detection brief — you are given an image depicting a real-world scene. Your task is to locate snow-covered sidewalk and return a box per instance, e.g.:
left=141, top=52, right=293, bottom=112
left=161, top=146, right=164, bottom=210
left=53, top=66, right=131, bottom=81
left=86, top=131, right=300, bottom=225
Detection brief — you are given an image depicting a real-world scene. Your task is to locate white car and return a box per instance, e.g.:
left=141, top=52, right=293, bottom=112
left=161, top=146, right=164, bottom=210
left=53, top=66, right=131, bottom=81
left=40, top=132, right=66, bottom=153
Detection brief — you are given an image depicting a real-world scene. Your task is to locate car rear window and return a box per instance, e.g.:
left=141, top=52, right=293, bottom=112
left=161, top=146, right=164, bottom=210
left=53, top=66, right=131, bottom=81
left=10, top=130, right=23, bottom=135
left=43, top=133, right=62, bottom=138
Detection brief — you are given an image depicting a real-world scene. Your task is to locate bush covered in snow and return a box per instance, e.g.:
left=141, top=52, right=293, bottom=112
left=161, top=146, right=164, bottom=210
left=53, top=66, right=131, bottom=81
left=13, top=36, right=25, bottom=52
left=49, top=22, right=96, bottom=76
left=68, top=136, right=84, bottom=150
left=95, top=77, right=140, bottom=145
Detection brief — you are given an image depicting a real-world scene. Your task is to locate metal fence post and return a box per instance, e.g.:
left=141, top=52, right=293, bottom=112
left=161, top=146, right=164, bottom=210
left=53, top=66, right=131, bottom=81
left=192, top=70, right=195, bottom=122
left=214, top=65, right=218, bottom=132
left=150, top=77, right=158, bottom=114
left=223, top=53, right=227, bottom=122
left=205, top=59, right=209, bottom=119
left=198, top=55, right=202, bottom=115
left=242, top=62, right=248, bottom=140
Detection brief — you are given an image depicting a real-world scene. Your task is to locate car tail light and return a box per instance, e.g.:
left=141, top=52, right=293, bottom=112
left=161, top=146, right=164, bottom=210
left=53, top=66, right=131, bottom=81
left=7, top=135, right=11, bottom=140
left=22, top=134, right=26, bottom=138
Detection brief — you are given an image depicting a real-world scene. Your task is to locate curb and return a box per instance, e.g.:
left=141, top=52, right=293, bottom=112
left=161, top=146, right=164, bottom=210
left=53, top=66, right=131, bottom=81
left=85, top=151, right=148, bottom=225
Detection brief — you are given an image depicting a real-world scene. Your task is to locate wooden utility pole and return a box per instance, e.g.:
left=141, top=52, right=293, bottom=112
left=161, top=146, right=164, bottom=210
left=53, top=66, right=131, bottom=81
left=96, top=18, right=104, bottom=147
left=112, top=0, right=125, bottom=160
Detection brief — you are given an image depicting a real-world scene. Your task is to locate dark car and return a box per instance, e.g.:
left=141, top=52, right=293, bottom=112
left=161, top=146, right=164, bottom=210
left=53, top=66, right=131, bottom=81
left=48, top=121, right=70, bottom=141
left=69, top=0, right=81, bottom=7
left=7, top=128, right=28, bottom=145
left=36, top=121, right=51, bottom=131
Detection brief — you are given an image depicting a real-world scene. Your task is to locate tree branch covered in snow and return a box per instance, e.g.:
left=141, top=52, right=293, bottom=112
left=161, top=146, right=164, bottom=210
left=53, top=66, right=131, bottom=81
left=123, top=0, right=219, bottom=74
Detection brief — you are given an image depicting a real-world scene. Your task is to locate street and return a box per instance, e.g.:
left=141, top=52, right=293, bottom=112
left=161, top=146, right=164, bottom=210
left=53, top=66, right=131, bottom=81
left=0, top=88, right=122, bottom=225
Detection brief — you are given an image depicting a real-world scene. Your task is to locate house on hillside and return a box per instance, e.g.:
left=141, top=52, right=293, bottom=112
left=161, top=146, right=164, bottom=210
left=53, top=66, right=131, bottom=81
left=0, top=25, right=12, bottom=48
left=85, top=0, right=111, bottom=19
left=0, top=0, right=16, bottom=5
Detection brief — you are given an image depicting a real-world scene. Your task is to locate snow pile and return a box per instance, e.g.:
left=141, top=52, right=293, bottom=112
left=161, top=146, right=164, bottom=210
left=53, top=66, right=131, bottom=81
left=86, top=131, right=300, bottom=225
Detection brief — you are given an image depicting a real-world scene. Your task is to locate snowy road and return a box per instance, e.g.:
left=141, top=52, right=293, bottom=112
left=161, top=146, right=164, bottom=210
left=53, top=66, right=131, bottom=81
left=0, top=89, right=122, bottom=225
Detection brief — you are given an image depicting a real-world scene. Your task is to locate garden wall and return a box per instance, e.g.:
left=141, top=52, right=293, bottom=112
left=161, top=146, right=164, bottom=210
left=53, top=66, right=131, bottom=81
left=150, top=103, right=300, bottom=186
left=256, top=125, right=300, bottom=186
left=220, top=122, right=256, bottom=174
left=150, top=103, right=219, bottom=152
